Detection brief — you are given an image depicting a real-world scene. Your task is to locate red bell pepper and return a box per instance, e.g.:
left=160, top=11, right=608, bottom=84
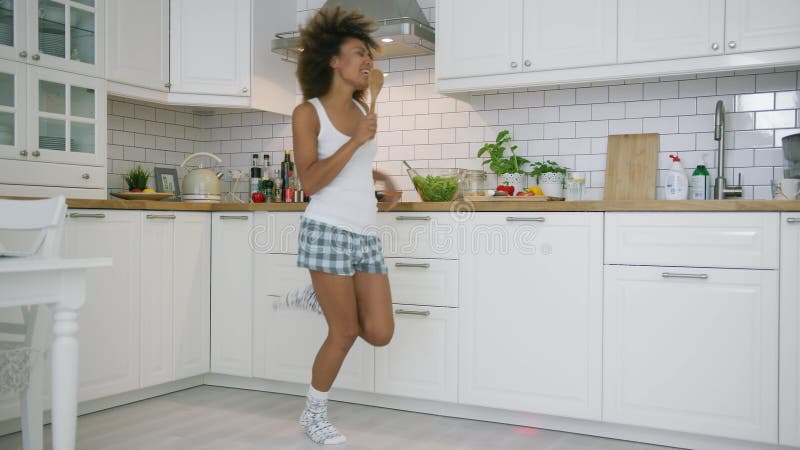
left=496, top=184, right=515, bottom=196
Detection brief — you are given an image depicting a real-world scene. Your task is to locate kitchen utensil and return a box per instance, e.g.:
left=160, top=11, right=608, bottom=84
left=402, top=160, right=420, bottom=178
left=180, top=152, right=225, bottom=203
left=781, top=178, right=800, bottom=200
left=604, top=133, right=659, bottom=201
left=110, top=192, right=173, bottom=201
left=368, top=68, right=384, bottom=114
left=407, top=168, right=464, bottom=201
left=565, top=172, right=586, bottom=201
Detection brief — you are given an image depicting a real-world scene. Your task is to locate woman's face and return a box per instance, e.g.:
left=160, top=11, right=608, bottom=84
left=331, top=37, right=373, bottom=90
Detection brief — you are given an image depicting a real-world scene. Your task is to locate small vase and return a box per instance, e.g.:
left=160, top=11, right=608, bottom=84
left=499, top=173, right=524, bottom=194
left=539, top=172, right=565, bottom=197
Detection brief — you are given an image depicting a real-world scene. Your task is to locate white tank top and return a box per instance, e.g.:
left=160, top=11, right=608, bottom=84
left=301, top=97, right=377, bottom=234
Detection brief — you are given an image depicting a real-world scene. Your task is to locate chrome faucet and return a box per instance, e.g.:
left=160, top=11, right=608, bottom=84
left=713, top=100, right=743, bottom=199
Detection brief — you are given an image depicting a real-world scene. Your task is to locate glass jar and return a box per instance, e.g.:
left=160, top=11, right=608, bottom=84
left=462, top=169, right=487, bottom=196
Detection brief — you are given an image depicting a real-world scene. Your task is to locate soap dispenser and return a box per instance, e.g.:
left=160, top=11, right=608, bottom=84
left=690, top=155, right=710, bottom=200
left=665, top=154, right=689, bottom=200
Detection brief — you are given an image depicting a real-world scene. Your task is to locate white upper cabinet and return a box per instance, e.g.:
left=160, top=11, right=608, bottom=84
left=726, top=0, right=800, bottom=53
left=0, top=58, right=26, bottom=160
left=436, top=0, right=523, bottom=79
left=0, top=0, right=27, bottom=63
left=105, top=0, right=168, bottom=91
left=618, top=0, right=724, bottom=63
left=27, top=0, right=104, bottom=78
left=170, top=0, right=249, bottom=96
left=523, top=0, right=617, bottom=70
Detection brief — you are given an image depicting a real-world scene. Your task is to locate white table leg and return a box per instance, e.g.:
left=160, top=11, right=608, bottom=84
left=51, top=307, right=79, bottom=450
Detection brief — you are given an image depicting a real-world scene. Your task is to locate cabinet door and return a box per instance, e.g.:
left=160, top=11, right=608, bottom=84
left=28, top=0, right=104, bottom=77
left=726, top=0, right=800, bottom=54
left=618, top=0, right=724, bottom=63
left=436, top=0, right=523, bottom=79
left=0, top=58, right=26, bottom=161
left=63, top=209, right=140, bottom=402
left=27, top=65, right=106, bottom=167
left=604, top=265, right=778, bottom=443
left=173, top=212, right=211, bottom=379
left=459, top=212, right=603, bottom=420
left=210, top=212, right=253, bottom=377
left=523, top=0, right=616, bottom=71
left=0, top=0, right=27, bottom=62
left=780, top=213, right=800, bottom=447
left=170, top=0, right=250, bottom=96
left=106, top=0, right=168, bottom=91
left=252, top=253, right=374, bottom=392
left=375, top=304, right=457, bottom=402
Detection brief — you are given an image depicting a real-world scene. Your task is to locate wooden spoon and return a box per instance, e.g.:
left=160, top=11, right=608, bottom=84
left=368, top=68, right=384, bottom=114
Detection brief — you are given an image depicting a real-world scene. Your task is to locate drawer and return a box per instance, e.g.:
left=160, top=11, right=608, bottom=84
left=605, top=212, right=779, bottom=269
left=253, top=211, right=303, bottom=254
left=386, top=258, right=458, bottom=307
left=0, top=159, right=105, bottom=189
left=378, top=212, right=459, bottom=259
left=254, top=253, right=310, bottom=297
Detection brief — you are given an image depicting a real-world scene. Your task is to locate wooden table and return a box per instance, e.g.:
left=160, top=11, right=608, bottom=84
left=0, top=257, right=111, bottom=450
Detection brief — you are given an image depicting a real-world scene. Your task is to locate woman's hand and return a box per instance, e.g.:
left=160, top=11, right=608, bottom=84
left=352, top=112, right=377, bottom=146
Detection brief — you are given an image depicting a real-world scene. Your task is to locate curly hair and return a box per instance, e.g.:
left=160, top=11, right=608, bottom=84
left=297, top=6, right=379, bottom=102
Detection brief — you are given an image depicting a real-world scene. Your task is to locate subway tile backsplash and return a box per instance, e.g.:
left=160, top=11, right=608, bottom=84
left=106, top=0, right=800, bottom=201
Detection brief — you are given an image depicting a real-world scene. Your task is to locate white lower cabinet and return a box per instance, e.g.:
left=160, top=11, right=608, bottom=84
left=603, top=265, right=779, bottom=443
left=459, top=212, right=603, bottom=420
left=780, top=213, right=800, bottom=447
left=375, top=304, right=457, bottom=402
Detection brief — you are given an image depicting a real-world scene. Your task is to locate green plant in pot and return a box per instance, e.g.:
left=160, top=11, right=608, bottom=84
left=529, top=160, right=569, bottom=198
left=477, top=130, right=529, bottom=195
left=123, top=165, right=151, bottom=192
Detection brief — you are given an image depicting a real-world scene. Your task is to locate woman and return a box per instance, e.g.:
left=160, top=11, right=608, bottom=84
left=291, top=6, right=397, bottom=445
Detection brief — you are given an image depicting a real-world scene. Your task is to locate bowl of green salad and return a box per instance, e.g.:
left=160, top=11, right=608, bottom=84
left=407, top=168, right=464, bottom=202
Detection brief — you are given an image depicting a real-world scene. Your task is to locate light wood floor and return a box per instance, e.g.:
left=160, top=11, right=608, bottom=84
left=0, top=386, right=680, bottom=450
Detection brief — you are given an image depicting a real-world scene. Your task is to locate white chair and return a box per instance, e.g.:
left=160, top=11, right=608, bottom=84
left=0, top=195, right=67, bottom=450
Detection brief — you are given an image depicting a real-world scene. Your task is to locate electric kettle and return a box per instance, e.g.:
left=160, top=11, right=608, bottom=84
left=180, top=152, right=224, bottom=203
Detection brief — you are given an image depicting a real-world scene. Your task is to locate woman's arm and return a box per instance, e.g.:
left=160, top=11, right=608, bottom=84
left=292, top=102, right=377, bottom=196
left=373, top=170, right=401, bottom=207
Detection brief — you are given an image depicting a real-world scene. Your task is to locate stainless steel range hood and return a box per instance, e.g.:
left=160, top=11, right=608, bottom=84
left=272, top=0, right=435, bottom=61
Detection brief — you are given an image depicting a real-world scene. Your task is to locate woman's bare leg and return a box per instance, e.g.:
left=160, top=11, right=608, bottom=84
left=353, top=271, right=394, bottom=347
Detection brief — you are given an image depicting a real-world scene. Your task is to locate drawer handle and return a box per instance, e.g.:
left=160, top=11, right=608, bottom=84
left=267, top=294, right=281, bottom=298
left=395, top=309, right=430, bottom=317
left=662, top=272, right=709, bottom=280
left=788, top=218, right=800, bottom=224
left=394, top=262, right=430, bottom=269
left=506, top=217, right=545, bottom=222
left=395, top=216, right=431, bottom=221
left=220, top=215, right=249, bottom=220
left=146, top=214, right=176, bottom=220
left=69, top=213, right=105, bottom=219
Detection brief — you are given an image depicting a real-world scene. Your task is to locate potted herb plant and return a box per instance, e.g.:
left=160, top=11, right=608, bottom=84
left=123, top=165, right=151, bottom=192
left=477, top=130, right=529, bottom=194
left=529, top=160, right=569, bottom=197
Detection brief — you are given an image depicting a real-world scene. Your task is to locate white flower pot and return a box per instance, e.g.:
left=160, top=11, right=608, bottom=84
left=539, top=172, right=564, bottom=197
left=499, top=173, right=524, bottom=194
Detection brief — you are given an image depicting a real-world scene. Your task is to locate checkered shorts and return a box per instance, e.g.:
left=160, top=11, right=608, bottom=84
left=297, top=216, right=388, bottom=276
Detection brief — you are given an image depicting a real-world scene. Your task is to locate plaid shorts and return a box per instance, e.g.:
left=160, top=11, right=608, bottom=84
left=297, top=217, right=388, bottom=276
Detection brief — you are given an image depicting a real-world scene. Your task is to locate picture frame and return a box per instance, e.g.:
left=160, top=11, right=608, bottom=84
left=153, top=167, right=180, bottom=199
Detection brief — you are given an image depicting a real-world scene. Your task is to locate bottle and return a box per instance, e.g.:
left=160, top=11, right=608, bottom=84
left=274, top=173, right=283, bottom=203
left=665, top=154, right=689, bottom=200
left=250, top=154, right=262, bottom=201
left=261, top=154, right=274, bottom=202
left=284, top=172, right=296, bottom=203
left=690, top=156, right=710, bottom=200
left=280, top=149, right=294, bottom=192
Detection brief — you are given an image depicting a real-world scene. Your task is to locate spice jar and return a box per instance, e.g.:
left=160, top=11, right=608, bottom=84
left=462, top=169, right=488, bottom=196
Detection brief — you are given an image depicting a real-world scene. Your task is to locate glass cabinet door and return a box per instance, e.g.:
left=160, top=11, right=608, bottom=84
left=28, top=65, right=105, bottom=166
left=30, top=0, right=102, bottom=77
left=0, top=0, right=26, bottom=61
left=0, top=59, right=25, bottom=160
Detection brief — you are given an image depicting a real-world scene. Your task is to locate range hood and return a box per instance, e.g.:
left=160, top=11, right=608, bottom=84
left=272, top=0, right=435, bottom=61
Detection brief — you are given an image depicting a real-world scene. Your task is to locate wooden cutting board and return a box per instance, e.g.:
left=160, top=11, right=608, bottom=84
left=604, top=133, right=659, bottom=201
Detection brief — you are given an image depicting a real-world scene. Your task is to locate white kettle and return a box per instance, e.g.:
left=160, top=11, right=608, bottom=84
left=180, top=152, right=224, bottom=203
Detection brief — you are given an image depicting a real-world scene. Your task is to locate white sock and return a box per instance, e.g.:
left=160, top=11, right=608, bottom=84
left=299, top=386, right=346, bottom=445
left=273, top=284, right=323, bottom=315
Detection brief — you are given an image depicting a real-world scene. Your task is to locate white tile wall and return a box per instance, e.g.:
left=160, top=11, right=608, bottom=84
left=107, top=1, right=800, bottom=201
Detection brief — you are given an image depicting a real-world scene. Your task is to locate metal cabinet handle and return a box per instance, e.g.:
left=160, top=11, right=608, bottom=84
left=164, top=82, right=171, bottom=89
left=31, top=53, right=40, bottom=61
left=524, top=59, right=532, bottom=67
left=788, top=218, right=800, bottom=224
left=506, top=217, right=545, bottom=222
left=395, top=215, right=431, bottom=221
left=395, top=309, right=430, bottom=317
left=394, top=262, right=430, bottom=269
left=662, top=272, right=709, bottom=280
left=19, top=150, right=27, bottom=157
left=220, top=215, right=249, bottom=220
left=510, top=61, right=518, bottom=69
left=711, top=42, right=719, bottom=51
left=146, top=214, right=176, bottom=220
left=728, top=41, right=736, bottom=49
left=267, top=294, right=281, bottom=298
left=32, top=150, right=40, bottom=157
left=81, top=173, right=90, bottom=180
left=18, top=50, right=27, bottom=58
left=69, top=213, right=106, bottom=218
